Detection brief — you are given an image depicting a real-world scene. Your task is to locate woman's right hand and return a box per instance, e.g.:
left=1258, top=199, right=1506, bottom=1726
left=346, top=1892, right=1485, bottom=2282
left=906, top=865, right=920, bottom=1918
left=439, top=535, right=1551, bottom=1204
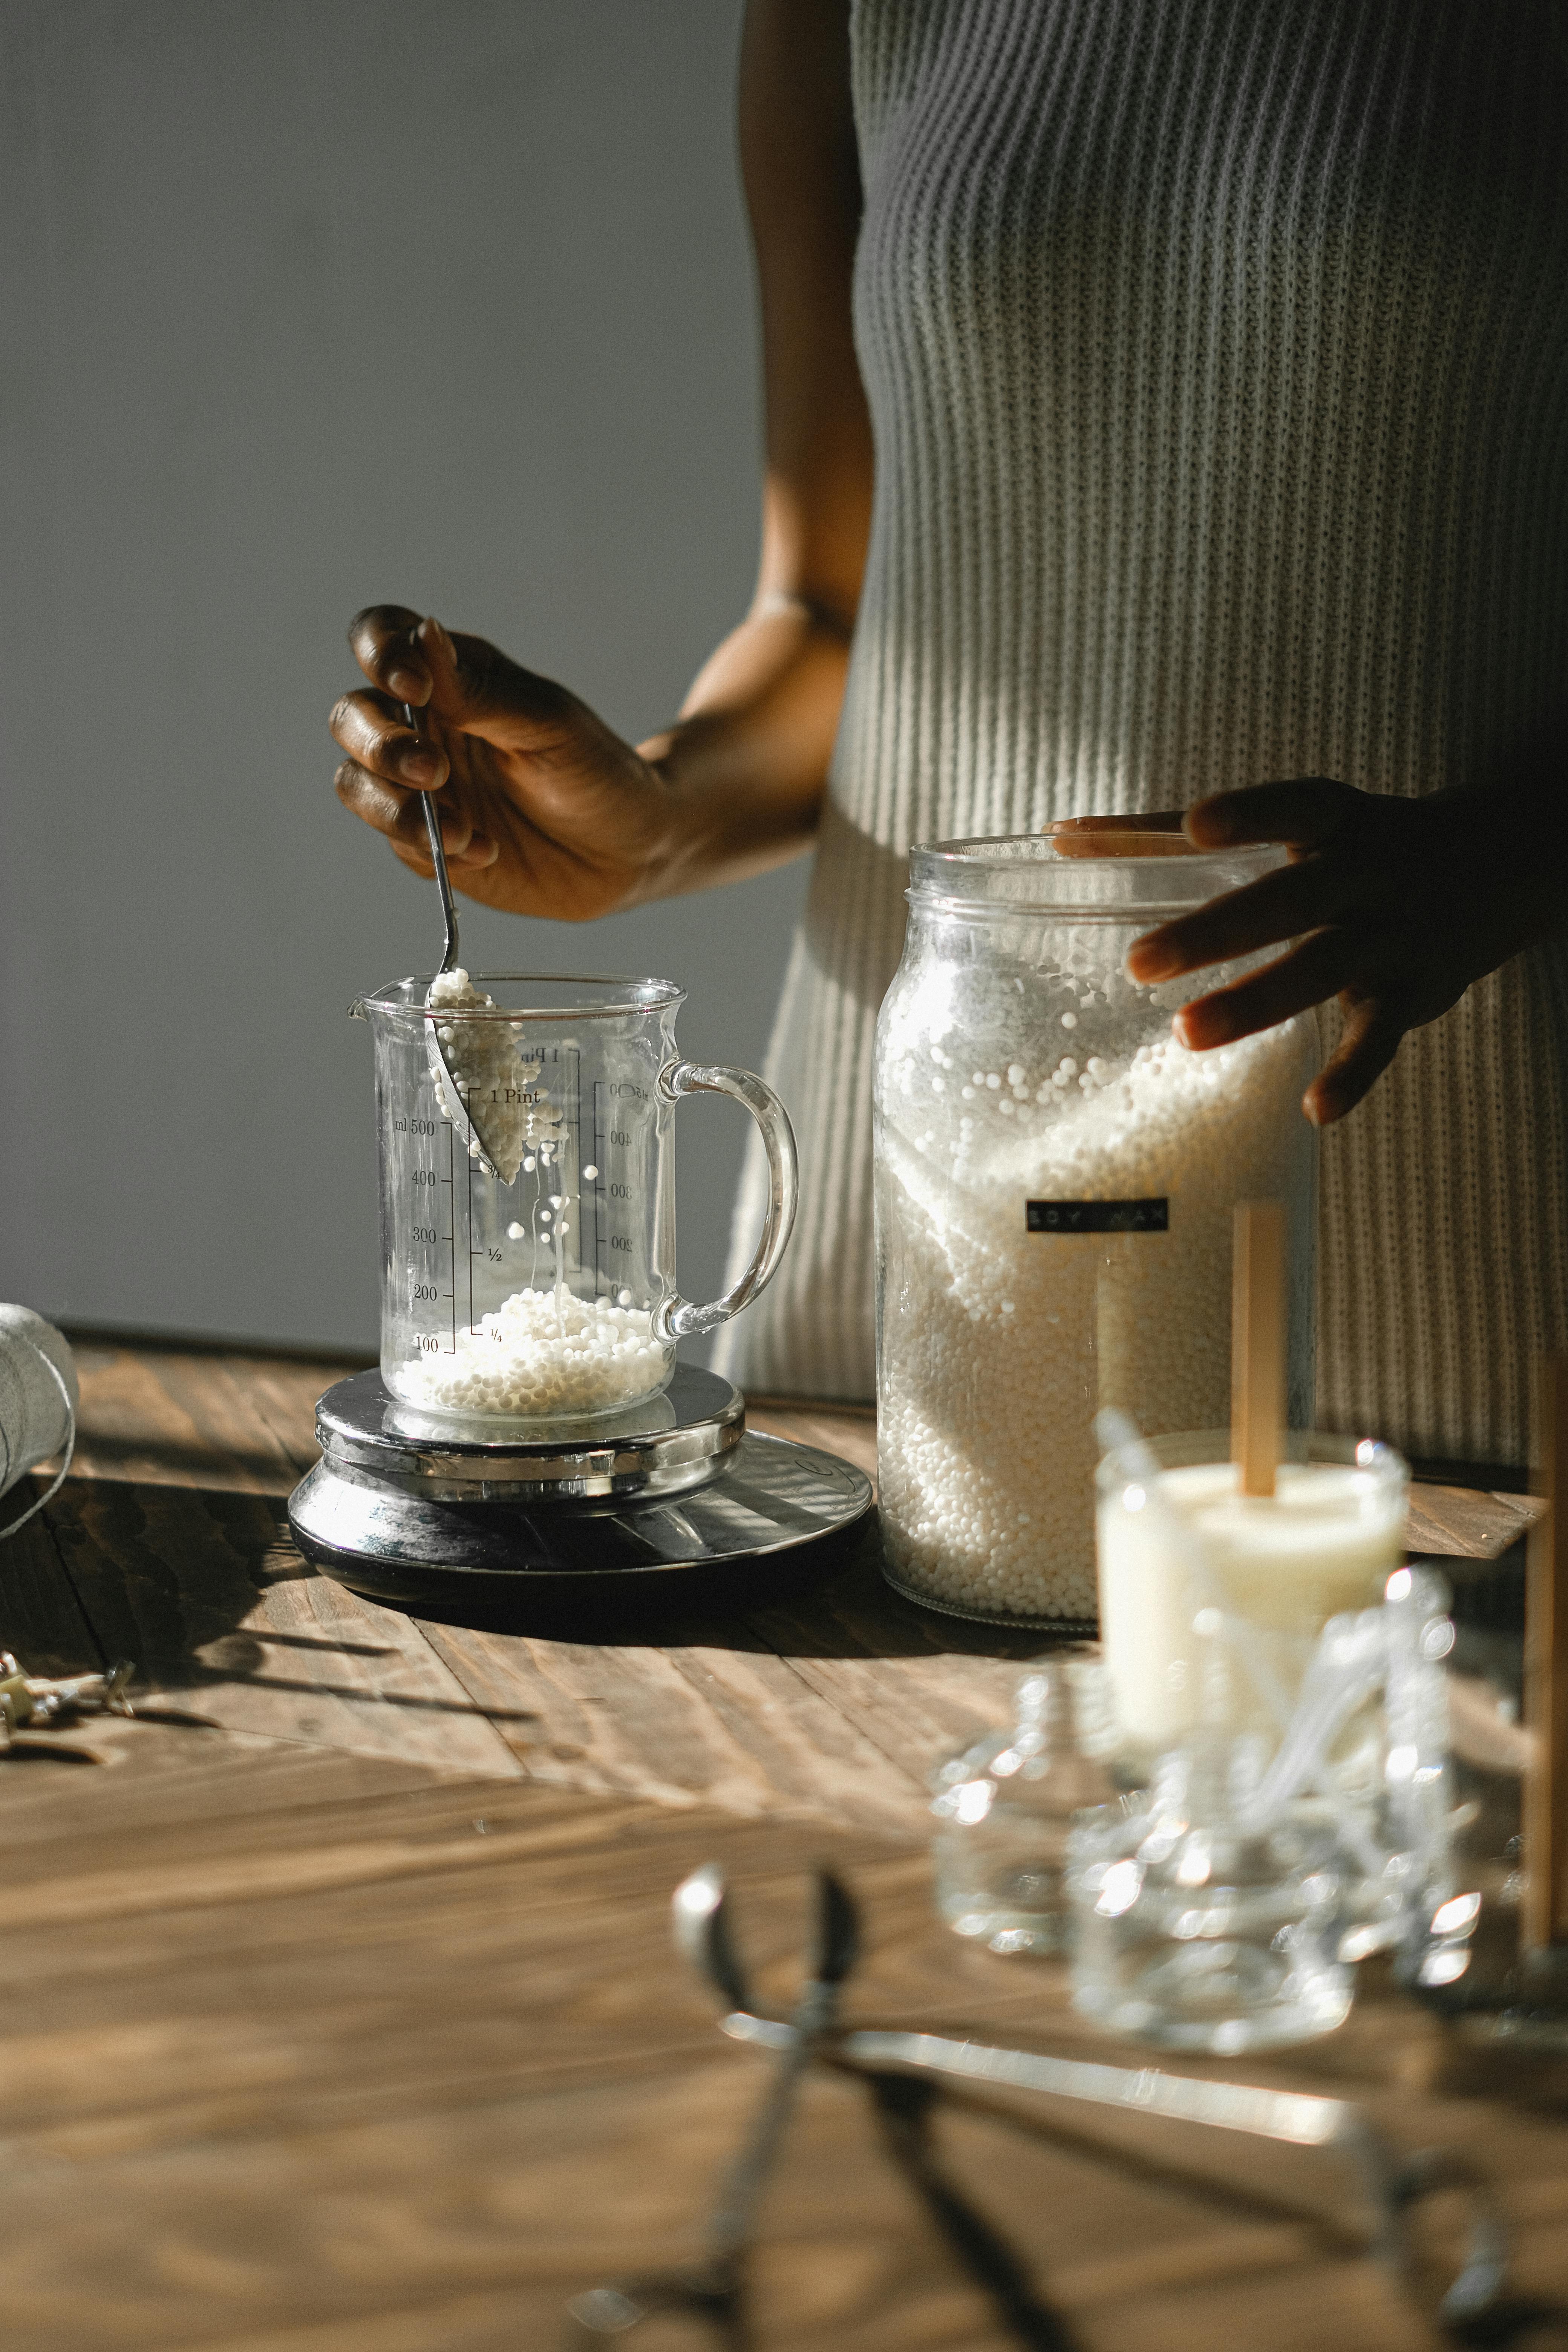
left=329, top=607, right=681, bottom=921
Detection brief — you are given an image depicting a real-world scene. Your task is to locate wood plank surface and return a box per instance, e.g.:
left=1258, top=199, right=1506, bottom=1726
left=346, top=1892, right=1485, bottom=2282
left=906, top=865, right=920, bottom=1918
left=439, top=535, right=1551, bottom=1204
left=0, top=1733, right=1564, bottom=2351
left=2, top=1337, right=1564, bottom=2348
left=1, top=1334, right=1543, bottom=1824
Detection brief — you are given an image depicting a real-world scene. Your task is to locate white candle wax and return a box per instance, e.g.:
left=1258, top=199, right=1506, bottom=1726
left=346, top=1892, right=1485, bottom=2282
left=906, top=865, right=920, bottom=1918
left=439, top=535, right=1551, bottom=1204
left=1097, top=1458, right=1406, bottom=1761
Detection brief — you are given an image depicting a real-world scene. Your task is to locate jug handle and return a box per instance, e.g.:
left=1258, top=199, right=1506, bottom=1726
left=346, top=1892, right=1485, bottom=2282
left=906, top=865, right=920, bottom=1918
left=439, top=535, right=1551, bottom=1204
left=652, top=1064, right=799, bottom=1343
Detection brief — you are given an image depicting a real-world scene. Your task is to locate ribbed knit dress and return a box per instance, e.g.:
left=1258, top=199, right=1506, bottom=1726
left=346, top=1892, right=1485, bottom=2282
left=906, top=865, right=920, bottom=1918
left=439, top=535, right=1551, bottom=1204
left=717, top=0, right=1568, bottom=1467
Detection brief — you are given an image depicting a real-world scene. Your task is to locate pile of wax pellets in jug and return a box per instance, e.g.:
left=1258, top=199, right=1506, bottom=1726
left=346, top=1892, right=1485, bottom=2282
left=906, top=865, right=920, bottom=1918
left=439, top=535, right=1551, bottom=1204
left=873, top=835, right=1318, bottom=1627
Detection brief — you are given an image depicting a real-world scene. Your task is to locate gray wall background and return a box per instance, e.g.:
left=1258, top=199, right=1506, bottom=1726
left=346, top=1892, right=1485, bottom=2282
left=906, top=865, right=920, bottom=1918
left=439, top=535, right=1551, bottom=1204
left=0, top=0, right=809, bottom=1356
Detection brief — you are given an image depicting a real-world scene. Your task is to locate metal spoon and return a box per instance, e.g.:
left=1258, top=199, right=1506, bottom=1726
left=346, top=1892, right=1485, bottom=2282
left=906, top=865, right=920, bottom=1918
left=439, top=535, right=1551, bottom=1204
left=402, top=701, right=507, bottom=1184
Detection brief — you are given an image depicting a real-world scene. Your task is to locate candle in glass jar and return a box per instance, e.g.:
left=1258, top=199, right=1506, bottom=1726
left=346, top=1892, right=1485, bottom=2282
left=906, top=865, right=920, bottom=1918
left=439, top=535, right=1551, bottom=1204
left=1096, top=1443, right=1407, bottom=1761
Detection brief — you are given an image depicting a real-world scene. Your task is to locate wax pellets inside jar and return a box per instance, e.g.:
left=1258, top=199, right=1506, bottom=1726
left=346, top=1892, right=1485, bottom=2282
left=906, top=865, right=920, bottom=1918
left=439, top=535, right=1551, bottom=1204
left=875, top=870, right=1318, bottom=1624
left=401, top=1288, right=668, bottom=1418
left=877, top=1023, right=1313, bottom=1619
left=424, top=969, right=565, bottom=1177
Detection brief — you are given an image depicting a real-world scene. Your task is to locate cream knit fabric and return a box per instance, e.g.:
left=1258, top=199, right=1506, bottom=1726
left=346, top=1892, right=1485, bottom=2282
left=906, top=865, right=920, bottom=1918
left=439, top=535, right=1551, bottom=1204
left=718, top=0, right=1568, bottom=1466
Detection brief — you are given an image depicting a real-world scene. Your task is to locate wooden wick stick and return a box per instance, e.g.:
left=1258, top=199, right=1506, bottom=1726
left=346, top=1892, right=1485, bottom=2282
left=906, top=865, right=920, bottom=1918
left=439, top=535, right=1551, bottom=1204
left=1231, top=1201, right=1285, bottom=1499
left=1523, top=1355, right=1568, bottom=1952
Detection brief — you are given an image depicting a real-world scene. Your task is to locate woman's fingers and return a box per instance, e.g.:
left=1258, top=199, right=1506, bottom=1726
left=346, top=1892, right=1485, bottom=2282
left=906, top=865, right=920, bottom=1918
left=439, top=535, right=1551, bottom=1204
left=1169, top=923, right=1411, bottom=1123
left=1171, top=927, right=1354, bottom=1049
left=1184, top=776, right=1357, bottom=851
left=349, top=604, right=431, bottom=704
left=1053, top=811, right=1187, bottom=830
left=329, top=689, right=448, bottom=788
left=1128, top=852, right=1357, bottom=981
left=1050, top=811, right=1199, bottom=861
left=1305, top=993, right=1407, bottom=1126
left=332, top=759, right=496, bottom=867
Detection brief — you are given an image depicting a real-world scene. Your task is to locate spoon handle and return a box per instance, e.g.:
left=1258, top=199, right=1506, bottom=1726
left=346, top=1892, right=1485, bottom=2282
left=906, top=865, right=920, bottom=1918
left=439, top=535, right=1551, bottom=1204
left=403, top=702, right=460, bottom=975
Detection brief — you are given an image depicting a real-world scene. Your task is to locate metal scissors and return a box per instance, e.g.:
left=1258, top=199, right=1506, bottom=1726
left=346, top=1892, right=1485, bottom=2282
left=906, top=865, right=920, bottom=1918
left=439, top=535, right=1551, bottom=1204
left=564, top=1868, right=1079, bottom=2347
left=565, top=1865, right=1513, bottom=2346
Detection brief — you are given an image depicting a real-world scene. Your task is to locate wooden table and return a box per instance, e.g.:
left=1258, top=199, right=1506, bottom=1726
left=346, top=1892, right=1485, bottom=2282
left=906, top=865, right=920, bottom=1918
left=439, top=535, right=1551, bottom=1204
left=1, top=1337, right=1564, bottom=2350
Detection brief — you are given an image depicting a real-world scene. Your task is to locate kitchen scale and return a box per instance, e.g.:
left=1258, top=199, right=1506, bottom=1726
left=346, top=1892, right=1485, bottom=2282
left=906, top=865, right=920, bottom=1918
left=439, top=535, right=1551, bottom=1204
left=288, top=1361, right=874, bottom=1617
left=288, top=971, right=875, bottom=1620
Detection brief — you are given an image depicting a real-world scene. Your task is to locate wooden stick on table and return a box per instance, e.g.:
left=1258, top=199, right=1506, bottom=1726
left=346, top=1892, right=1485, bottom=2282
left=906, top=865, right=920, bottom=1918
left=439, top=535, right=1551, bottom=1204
left=1523, top=1355, right=1568, bottom=1952
left=1231, top=1201, right=1285, bottom=1500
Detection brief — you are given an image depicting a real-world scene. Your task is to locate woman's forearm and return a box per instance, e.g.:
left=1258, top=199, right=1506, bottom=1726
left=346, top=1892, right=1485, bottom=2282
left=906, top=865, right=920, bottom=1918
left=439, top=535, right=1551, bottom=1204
left=631, top=591, right=852, bottom=900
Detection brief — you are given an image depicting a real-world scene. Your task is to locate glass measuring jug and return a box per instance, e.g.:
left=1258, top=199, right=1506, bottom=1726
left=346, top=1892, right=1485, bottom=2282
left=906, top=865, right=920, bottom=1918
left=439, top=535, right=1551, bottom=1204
left=354, top=974, right=798, bottom=1425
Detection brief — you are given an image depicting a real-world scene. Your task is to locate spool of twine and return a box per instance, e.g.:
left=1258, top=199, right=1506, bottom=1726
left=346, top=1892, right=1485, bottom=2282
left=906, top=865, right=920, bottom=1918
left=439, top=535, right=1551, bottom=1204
left=0, top=1306, right=78, bottom=1538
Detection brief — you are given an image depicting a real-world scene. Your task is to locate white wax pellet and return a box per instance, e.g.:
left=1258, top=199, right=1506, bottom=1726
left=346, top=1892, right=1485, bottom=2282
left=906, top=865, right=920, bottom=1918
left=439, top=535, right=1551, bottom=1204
left=617, top=1288, right=633, bottom=1307
left=506, top=1222, right=526, bottom=1240
left=583, top=1164, right=598, bottom=1180
left=423, top=969, right=565, bottom=1173
left=877, top=1009, right=1310, bottom=1622
left=1006, top=1064, right=1025, bottom=1085
left=1060, top=1012, right=1078, bottom=1029
left=398, top=1285, right=667, bottom=1418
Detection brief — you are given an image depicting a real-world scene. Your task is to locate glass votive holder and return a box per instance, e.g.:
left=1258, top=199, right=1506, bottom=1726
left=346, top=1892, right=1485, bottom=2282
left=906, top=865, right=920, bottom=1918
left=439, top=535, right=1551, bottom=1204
left=1069, top=1756, right=1353, bottom=2052
left=1071, top=1427, right=1423, bottom=2052
left=929, top=1659, right=1118, bottom=1956
left=1095, top=1429, right=1409, bottom=1780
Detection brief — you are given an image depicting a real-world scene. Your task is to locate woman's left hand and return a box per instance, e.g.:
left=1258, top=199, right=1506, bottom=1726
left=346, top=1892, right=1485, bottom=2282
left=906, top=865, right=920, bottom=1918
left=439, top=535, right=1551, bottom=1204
left=1057, top=779, right=1562, bottom=1126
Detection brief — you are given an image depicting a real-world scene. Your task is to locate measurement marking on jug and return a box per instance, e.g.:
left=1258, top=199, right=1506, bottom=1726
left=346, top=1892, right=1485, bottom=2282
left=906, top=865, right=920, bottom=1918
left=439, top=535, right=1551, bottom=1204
left=595, top=1078, right=608, bottom=1294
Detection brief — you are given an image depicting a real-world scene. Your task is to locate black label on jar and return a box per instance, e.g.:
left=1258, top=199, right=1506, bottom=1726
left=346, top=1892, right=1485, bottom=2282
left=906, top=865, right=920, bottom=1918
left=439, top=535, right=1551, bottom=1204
left=1026, top=1198, right=1169, bottom=1233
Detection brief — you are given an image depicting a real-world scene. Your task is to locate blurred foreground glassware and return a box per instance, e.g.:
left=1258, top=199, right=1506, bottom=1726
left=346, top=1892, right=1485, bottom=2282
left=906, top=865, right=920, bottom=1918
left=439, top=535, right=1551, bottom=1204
left=930, top=1661, right=1117, bottom=1955
left=1069, top=1747, right=1354, bottom=2053
left=1072, top=1423, right=1453, bottom=2050
left=1398, top=1355, right=1568, bottom=2044
left=1398, top=1595, right=1568, bottom=2041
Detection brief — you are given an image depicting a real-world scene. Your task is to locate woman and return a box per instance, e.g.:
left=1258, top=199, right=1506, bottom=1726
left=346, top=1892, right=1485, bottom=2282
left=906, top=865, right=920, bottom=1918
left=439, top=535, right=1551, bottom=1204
left=330, top=0, right=1568, bottom=1464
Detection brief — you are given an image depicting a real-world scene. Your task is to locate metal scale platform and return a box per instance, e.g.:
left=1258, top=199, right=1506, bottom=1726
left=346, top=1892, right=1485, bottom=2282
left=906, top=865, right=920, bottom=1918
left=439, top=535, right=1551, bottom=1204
left=288, top=1363, right=876, bottom=1619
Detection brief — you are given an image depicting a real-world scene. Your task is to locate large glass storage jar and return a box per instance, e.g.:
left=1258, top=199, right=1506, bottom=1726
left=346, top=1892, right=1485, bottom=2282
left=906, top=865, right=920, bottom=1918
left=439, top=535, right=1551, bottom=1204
left=873, top=834, right=1319, bottom=1628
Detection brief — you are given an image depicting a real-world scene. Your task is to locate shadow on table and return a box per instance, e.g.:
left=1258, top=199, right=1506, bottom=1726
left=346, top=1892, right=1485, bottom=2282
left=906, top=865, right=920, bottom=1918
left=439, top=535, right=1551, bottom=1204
left=394, top=1530, right=1071, bottom=1664
left=9, top=1468, right=1053, bottom=1737
left=5, top=1475, right=541, bottom=1729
